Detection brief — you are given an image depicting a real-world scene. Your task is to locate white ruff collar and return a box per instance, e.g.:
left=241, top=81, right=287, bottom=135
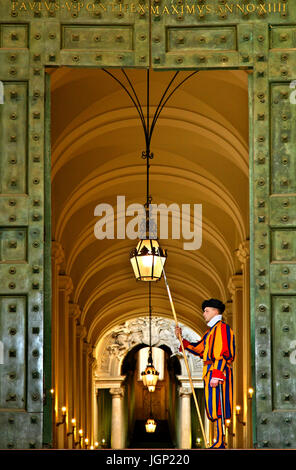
left=207, top=314, right=222, bottom=328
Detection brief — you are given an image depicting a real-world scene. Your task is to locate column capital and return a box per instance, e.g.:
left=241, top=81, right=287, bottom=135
left=69, top=302, right=81, bottom=321
left=178, top=386, right=192, bottom=397
left=110, top=387, right=124, bottom=398
left=90, top=355, right=97, bottom=370
left=236, top=240, right=250, bottom=266
left=52, top=241, right=65, bottom=266
left=83, top=340, right=91, bottom=353
left=227, top=273, right=243, bottom=297
left=76, top=324, right=87, bottom=340
left=86, top=343, right=95, bottom=362
left=58, top=274, right=73, bottom=295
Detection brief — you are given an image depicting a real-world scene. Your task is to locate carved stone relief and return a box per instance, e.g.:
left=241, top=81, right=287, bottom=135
left=95, top=316, right=203, bottom=381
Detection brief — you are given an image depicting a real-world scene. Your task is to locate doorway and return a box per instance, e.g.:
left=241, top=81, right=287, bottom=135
left=49, top=67, right=250, bottom=448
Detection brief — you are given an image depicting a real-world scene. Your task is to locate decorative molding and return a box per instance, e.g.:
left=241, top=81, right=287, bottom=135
left=227, top=274, right=243, bottom=298
left=76, top=324, right=87, bottom=340
left=178, top=386, right=192, bottom=397
left=177, top=376, right=204, bottom=389
left=110, top=387, right=125, bottom=398
left=58, top=274, right=73, bottom=295
left=236, top=240, right=250, bottom=266
left=69, top=302, right=81, bottom=321
left=96, top=377, right=126, bottom=389
left=51, top=240, right=65, bottom=266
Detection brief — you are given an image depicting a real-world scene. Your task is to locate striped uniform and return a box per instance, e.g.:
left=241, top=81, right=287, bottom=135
left=180, top=320, right=235, bottom=422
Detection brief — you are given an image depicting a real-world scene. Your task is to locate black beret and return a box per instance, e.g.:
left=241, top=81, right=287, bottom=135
left=202, top=298, right=225, bottom=314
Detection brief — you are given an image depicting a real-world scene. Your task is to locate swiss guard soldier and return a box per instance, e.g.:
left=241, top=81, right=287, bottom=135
left=175, top=298, right=235, bottom=449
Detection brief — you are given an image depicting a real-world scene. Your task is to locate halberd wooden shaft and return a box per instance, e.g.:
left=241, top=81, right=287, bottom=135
left=162, top=267, right=208, bottom=449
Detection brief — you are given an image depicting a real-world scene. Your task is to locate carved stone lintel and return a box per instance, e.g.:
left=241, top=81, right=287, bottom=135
left=110, top=387, right=124, bottom=398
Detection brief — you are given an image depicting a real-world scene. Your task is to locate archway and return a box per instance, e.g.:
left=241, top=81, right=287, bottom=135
left=94, top=316, right=205, bottom=449
left=50, top=67, right=250, bottom=449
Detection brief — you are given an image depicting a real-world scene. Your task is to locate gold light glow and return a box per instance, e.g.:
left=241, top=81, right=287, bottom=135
left=235, top=405, right=241, bottom=415
left=196, top=437, right=202, bottom=448
left=141, top=364, right=159, bottom=392
left=145, top=418, right=157, bottom=433
left=130, top=239, right=167, bottom=282
left=248, top=387, right=254, bottom=399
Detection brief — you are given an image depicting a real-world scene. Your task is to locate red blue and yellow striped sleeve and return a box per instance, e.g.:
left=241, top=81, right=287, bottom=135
left=210, top=322, right=235, bottom=380
left=179, top=337, right=205, bottom=358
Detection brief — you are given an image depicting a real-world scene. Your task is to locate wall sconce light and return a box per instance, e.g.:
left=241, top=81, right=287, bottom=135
left=235, top=405, right=246, bottom=426
left=75, top=429, right=84, bottom=448
left=101, top=438, right=107, bottom=448
left=248, top=387, right=254, bottom=399
left=56, top=406, right=67, bottom=426
left=225, top=419, right=235, bottom=437
left=84, top=438, right=89, bottom=449
left=94, top=441, right=99, bottom=449
left=67, top=418, right=76, bottom=437
left=50, top=389, right=54, bottom=397
left=195, top=437, right=202, bottom=448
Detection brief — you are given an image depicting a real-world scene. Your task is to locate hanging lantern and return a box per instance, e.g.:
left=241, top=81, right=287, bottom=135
left=145, top=418, right=157, bottom=433
left=141, top=288, right=159, bottom=392
left=141, top=363, right=159, bottom=392
left=130, top=238, right=167, bottom=281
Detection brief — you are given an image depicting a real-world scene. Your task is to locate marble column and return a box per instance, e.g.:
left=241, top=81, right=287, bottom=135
left=110, top=388, right=125, bottom=449
left=179, top=386, right=192, bottom=449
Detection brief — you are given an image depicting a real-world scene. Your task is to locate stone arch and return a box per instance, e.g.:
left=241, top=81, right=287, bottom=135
left=94, top=315, right=203, bottom=384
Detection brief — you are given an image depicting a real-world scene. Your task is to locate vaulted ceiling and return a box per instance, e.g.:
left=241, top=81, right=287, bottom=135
left=49, top=67, right=249, bottom=346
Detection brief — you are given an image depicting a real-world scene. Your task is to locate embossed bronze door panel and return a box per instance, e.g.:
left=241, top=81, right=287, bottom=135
left=0, top=22, right=44, bottom=448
